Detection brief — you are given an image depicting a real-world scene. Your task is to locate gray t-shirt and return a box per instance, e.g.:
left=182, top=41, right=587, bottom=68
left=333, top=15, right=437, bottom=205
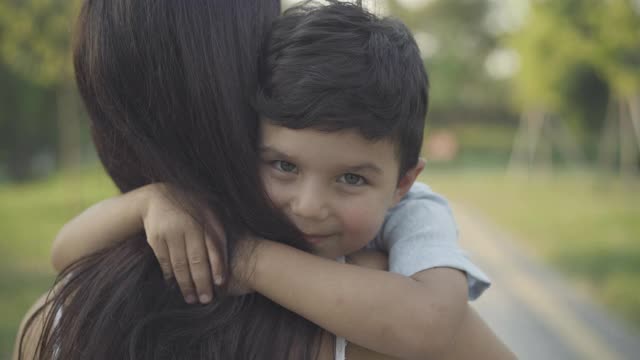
left=367, top=181, right=490, bottom=300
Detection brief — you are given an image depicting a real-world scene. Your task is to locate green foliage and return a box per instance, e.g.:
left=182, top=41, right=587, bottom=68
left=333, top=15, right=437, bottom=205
left=0, top=63, right=58, bottom=180
left=508, top=1, right=597, bottom=110
left=589, top=0, right=640, bottom=95
left=388, top=0, right=510, bottom=113
left=0, top=0, right=81, bottom=87
left=509, top=0, right=640, bottom=109
left=0, top=0, right=85, bottom=181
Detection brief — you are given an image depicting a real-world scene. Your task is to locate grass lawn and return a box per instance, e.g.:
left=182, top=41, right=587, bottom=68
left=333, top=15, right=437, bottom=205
left=0, top=167, right=117, bottom=358
left=422, top=168, right=640, bottom=329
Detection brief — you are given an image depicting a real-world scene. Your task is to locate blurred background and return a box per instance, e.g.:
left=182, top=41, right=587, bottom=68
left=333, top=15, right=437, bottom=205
left=0, top=0, right=638, bottom=358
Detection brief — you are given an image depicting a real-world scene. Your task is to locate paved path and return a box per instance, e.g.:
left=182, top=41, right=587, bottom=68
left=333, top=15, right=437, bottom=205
left=453, top=203, right=640, bottom=360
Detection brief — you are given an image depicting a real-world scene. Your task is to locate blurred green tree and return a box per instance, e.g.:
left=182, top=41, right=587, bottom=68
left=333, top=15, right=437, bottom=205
left=506, top=0, right=640, bottom=173
left=506, top=0, right=598, bottom=171
left=0, top=63, right=57, bottom=180
left=589, top=0, right=640, bottom=174
left=387, top=0, right=512, bottom=124
left=0, top=0, right=82, bottom=181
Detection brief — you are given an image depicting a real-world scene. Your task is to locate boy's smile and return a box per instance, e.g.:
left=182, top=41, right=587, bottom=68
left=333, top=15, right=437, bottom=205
left=259, top=120, right=421, bottom=259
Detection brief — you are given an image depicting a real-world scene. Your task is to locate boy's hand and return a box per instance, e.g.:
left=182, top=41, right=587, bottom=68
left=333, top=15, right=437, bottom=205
left=142, top=183, right=226, bottom=304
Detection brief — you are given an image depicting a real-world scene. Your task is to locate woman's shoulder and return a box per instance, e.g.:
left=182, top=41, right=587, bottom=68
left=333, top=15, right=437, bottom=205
left=12, top=282, right=65, bottom=360
left=13, top=291, right=50, bottom=360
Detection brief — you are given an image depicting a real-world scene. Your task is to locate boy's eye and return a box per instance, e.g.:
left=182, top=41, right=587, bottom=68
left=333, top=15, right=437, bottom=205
left=273, top=160, right=298, bottom=173
left=338, top=173, right=366, bottom=186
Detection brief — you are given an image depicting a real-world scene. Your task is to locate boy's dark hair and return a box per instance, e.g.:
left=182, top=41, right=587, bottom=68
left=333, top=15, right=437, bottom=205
left=255, top=0, right=429, bottom=176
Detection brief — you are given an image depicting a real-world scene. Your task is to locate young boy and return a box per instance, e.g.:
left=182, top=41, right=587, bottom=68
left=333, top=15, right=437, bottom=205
left=52, top=2, right=506, bottom=359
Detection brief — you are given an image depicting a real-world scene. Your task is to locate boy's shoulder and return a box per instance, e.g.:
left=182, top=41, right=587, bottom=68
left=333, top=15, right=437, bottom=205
left=366, top=179, right=458, bottom=251
left=392, top=181, right=450, bottom=211
left=404, top=180, right=433, bottom=196
left=366, top=180, right=453, bottom=248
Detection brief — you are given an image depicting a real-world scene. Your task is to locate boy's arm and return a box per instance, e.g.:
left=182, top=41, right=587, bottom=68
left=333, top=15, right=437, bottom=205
left=246, top=239, right=512, bottom=359
left=374, top=182, right=494, bottom=354
left=440, top=306, right=516, bottom=360
left=51, top=186, right=149, bottom=272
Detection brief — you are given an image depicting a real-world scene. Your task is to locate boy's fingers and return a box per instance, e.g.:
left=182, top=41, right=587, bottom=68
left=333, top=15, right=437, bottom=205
left=205, top=233, right=224, bottom=286
left=149, top=234, right=173, bottom=280
left=185, top=231, right=213, bottom=304
left=167, top=235, right=197, bottom=304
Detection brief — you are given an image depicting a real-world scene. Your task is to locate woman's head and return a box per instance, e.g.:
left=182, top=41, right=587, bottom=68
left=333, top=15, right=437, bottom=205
left=20, top=1, right=323, bottom=359
left=75, top=0, right=302, bottom=244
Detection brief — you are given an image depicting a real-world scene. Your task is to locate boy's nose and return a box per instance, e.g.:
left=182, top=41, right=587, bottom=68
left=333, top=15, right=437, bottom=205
left=290, top=183, right=329, bottom=221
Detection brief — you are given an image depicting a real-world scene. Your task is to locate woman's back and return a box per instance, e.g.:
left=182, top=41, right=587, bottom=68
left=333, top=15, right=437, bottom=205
left=15, top=0, right=324, bottom=359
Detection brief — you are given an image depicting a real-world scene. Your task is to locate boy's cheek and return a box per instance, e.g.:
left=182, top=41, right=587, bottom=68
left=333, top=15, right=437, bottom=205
left=340, top=204, right=386, bottom=245
left=261, top=176, right=287, bottom=207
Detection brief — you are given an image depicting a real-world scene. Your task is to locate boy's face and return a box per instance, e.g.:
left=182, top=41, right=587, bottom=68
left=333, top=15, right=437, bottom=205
left=259, top=120, right=423, bottom=259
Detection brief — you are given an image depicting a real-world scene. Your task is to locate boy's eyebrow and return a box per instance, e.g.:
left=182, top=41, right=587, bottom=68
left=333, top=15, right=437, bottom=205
left=259, top=146, right=293, bottom=160
left=345, top=163, right=382, bottom=175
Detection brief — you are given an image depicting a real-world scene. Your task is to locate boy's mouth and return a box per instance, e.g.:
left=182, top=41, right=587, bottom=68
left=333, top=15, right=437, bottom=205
left=302, top=233, right=333, bottom=245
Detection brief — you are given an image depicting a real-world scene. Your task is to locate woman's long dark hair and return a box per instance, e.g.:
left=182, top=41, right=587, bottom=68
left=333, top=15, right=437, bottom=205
left=19, top=1, right=323, bottom=359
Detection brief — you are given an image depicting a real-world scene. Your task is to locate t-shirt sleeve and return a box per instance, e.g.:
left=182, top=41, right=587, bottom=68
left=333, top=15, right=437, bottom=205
left=369, top=182, right=491, bottom=300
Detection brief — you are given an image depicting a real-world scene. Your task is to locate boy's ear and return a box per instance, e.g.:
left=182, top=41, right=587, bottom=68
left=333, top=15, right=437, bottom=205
left=393, top=158, right=425, bottom=205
